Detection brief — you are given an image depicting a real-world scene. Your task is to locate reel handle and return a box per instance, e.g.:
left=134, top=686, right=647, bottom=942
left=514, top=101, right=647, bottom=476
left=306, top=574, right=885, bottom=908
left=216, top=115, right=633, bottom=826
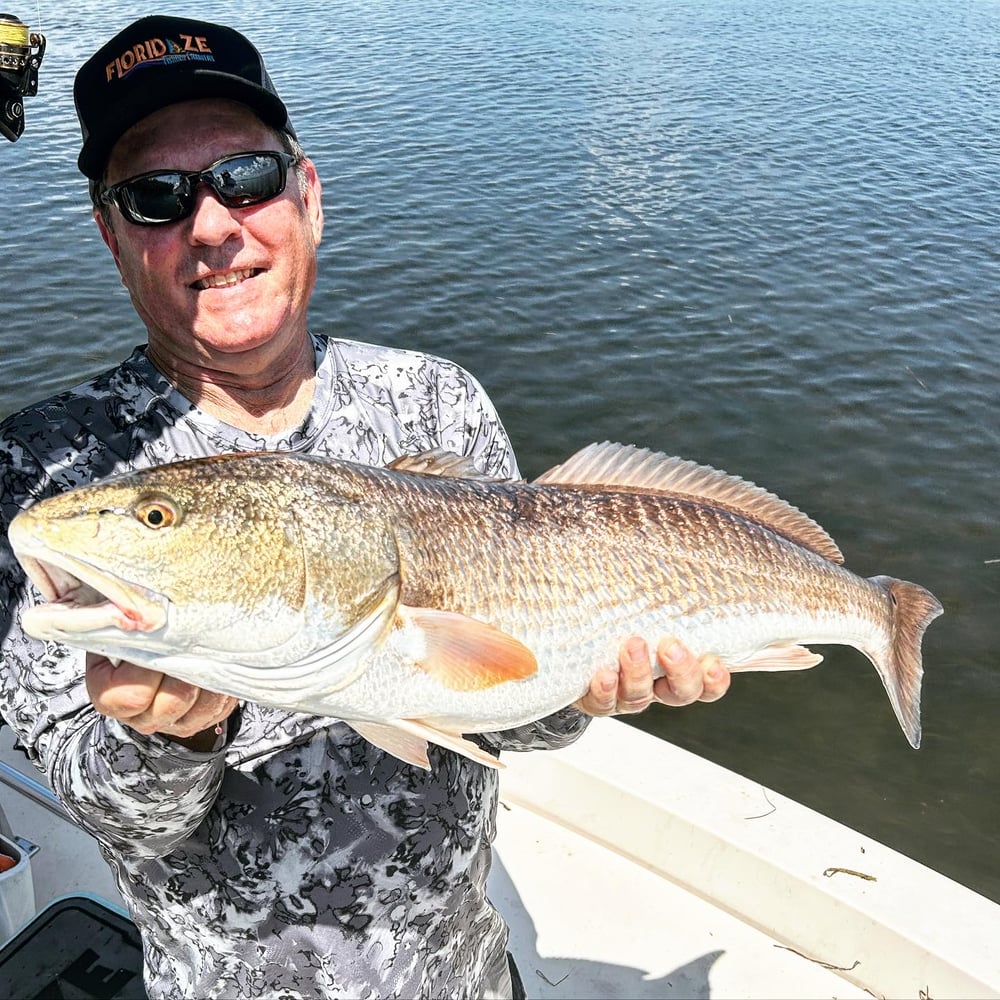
left=0, top=13, right=46, bottom=142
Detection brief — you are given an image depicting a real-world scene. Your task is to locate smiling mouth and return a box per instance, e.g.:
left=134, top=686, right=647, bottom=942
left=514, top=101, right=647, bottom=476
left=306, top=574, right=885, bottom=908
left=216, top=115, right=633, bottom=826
left=192, top=267, right=262, bottom=290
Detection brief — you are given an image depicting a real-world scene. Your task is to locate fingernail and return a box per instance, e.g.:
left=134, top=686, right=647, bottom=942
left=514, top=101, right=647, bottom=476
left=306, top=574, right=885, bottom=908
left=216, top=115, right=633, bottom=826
left=664, top=640, right=684, bottom=664
left=625, top=637, right=646, bottom=666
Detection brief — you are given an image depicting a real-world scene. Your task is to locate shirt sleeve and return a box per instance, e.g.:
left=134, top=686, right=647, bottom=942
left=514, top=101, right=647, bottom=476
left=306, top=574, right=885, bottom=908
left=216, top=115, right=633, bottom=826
left=476, top=706, right=592, bottom=755
left=448, top=367, right=521, bottom=481
left=0, top=424, right=230, bottom=858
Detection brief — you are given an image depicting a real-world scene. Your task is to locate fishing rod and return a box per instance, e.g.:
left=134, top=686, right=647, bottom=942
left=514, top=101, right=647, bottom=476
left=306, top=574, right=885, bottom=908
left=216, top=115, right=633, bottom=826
left=0, top=12, right=45, bottom=141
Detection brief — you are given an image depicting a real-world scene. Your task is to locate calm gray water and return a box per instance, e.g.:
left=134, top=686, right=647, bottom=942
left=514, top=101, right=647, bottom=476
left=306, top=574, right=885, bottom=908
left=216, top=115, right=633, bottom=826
left=4, top=0, right=999, bottom=904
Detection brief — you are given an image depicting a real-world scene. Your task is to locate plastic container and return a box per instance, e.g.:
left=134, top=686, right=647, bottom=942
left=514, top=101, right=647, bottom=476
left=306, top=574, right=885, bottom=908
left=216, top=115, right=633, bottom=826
left=0, top=831, right=36, bottom=943
left=0, top=893, right=144, bottom=998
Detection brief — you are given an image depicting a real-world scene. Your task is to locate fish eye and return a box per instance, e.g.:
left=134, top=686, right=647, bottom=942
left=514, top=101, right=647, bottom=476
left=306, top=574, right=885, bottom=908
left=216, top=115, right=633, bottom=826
left=134, top=497, right=180, bottom=529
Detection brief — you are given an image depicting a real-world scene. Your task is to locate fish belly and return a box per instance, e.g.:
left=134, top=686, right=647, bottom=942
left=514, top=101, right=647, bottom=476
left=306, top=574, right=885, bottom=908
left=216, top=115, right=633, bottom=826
left=304, top=579, right=889, bottom=734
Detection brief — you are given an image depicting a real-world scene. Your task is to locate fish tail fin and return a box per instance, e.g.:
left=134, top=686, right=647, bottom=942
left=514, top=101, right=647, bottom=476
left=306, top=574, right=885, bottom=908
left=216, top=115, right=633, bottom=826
left=869, top=576, right=944, bottom=750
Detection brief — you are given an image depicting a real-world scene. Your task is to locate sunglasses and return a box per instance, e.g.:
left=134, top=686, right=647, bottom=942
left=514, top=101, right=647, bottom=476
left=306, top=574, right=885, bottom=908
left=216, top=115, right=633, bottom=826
left=98, top=150, right=299, bottom=227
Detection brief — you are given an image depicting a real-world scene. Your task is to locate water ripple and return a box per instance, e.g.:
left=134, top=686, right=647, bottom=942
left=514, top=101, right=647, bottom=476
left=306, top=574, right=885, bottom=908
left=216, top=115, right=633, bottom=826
left=4, top=0, right=999, bottom=903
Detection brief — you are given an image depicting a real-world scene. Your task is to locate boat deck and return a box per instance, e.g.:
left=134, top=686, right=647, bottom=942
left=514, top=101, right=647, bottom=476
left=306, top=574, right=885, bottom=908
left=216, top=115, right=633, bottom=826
left=493, top=787, right=867, bottom=998
left=3, top=722, right=999, bottom=999
left=493, top=720, right=1000, bottom=1000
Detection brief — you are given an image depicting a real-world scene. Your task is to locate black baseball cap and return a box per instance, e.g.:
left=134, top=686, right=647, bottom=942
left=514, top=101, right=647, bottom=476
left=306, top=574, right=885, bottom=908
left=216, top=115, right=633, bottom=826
left=74, top=15, right=295, bottom=179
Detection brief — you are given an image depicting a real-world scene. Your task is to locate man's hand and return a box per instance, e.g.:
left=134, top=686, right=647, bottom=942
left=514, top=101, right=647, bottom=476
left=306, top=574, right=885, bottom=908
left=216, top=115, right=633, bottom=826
left=86, top=653, right=238, bottom=749
left=575, top=637, right=730, bottom=716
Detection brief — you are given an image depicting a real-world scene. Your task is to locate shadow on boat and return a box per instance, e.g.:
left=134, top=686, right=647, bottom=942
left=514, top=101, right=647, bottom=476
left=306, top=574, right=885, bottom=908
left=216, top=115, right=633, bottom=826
left=490, top=851, right=721, bottom=999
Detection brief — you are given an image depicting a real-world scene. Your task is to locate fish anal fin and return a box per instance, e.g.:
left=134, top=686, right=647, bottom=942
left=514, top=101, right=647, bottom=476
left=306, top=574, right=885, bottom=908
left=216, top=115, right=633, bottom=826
left=731, top=644, right=824, bottom=671
left=400, top=606, right=538, bottom=691
left=349, top=719, right=504, bottom=771
left=533, top=442, right=844, bottom=565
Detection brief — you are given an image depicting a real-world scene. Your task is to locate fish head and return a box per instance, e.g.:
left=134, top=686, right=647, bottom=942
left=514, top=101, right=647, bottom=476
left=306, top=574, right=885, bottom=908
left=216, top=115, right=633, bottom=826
left=8, top=456, right=402, bottom=687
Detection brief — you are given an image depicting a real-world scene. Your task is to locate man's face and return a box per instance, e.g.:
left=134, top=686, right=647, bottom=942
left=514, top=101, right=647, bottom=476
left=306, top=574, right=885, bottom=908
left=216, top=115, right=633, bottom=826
left=96, top=99, right=324, bottom=374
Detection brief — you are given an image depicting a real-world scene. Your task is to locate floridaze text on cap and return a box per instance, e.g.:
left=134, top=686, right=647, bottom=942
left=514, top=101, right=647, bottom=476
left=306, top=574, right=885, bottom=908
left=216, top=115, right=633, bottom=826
left=104, top=32, right=216, bottom=82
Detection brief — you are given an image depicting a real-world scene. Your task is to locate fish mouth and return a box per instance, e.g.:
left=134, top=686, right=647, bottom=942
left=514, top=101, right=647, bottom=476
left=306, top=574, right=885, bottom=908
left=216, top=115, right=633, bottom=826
left=12, top=538, right=168, bottom=638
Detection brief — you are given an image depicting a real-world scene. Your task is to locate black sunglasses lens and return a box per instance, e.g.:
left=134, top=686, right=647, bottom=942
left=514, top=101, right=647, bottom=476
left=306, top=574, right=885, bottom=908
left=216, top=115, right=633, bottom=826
left=212, top=153, right=287, bottom=205
left=119, top=173, right=191, bottom=225
left=110, top=153, right=292, bottom=226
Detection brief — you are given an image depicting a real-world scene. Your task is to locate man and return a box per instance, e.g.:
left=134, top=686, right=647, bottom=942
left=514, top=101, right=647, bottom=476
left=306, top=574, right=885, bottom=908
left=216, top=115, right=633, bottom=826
left=0, top=16, right=729, bottom=999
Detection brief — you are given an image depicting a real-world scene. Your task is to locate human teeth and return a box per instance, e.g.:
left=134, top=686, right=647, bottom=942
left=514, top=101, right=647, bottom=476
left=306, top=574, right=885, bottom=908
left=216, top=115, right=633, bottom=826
left=196, top=268, right=255, bottom=289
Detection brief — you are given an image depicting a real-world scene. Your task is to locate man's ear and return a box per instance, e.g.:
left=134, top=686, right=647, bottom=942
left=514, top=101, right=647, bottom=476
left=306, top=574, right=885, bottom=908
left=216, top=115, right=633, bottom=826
left=94, top=207, right=124, bottom=273
left=299, top=157, right=324, bottom=247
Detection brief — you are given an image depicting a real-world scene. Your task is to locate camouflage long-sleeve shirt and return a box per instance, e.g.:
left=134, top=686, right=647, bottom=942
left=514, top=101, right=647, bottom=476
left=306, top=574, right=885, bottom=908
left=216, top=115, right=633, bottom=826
left=0, top=333, right=590, bottom=999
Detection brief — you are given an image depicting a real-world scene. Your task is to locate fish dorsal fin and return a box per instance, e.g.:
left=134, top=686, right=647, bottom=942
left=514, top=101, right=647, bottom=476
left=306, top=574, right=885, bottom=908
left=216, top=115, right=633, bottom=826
left=534, top=442, right=844, bottom=564
left=388, top=449, right=499, bottom=481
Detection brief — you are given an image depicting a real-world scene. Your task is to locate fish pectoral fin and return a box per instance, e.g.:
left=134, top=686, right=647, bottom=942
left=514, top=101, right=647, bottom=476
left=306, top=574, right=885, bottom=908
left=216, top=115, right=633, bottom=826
left=348, top=719, right=504, bottom=771
left=731, top=644, right=824, bottom=671
left=399, top=606, right=538, bottom=691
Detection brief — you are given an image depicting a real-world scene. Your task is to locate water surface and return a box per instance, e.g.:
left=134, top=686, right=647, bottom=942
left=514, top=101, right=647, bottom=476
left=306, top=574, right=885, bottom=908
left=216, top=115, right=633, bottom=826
left=4, top=0, right=999, bottom=903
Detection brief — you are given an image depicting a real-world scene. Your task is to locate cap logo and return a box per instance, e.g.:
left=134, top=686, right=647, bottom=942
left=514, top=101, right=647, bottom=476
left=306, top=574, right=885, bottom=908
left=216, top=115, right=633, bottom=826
left=105, top=34, right=215, bottom=83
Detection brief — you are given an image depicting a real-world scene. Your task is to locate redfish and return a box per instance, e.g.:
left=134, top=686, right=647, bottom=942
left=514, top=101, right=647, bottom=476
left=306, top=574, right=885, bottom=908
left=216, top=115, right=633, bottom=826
left=8, top=443, right=942, bottom=768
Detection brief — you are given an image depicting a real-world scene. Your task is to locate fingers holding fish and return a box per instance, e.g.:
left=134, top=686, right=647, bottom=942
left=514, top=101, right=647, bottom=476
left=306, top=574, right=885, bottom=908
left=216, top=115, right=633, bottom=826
left=576, top=636, right=726, bottom=716
left=628, top=636, right=730, bottom=708
left=572, top=637, right=650, bottom=715
left=85, top=653, right=158, bottom=724
left=653, top=639, right=731, bottom=707
left=86, top=653, right=237, bottom=744
left=615, top=636, right=660, bottom=713
left=575, top=666, right=629, bottom=716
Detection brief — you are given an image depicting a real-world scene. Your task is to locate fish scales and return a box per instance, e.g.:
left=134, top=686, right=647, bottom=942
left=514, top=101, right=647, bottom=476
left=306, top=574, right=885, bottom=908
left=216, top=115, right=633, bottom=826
left=7, top=444, right=943, bottom=767
left=371, top=471, right=850, bottom=631
left=290, top=461, right=901, bottom=724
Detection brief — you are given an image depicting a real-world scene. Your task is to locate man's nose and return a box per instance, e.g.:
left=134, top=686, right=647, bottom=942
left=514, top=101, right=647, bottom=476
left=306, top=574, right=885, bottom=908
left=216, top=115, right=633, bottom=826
left=187, top=184, right=242, bottom=245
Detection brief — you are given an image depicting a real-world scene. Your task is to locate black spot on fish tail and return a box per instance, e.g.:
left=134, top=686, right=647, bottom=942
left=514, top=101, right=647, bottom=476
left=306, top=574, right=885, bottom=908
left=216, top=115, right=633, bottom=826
left=869, top=575, right=944, bottom=750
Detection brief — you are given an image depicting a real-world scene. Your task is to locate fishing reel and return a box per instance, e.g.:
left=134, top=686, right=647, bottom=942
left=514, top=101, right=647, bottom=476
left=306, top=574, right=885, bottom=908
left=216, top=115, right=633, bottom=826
left=0, top=13, right=45, bottom=142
